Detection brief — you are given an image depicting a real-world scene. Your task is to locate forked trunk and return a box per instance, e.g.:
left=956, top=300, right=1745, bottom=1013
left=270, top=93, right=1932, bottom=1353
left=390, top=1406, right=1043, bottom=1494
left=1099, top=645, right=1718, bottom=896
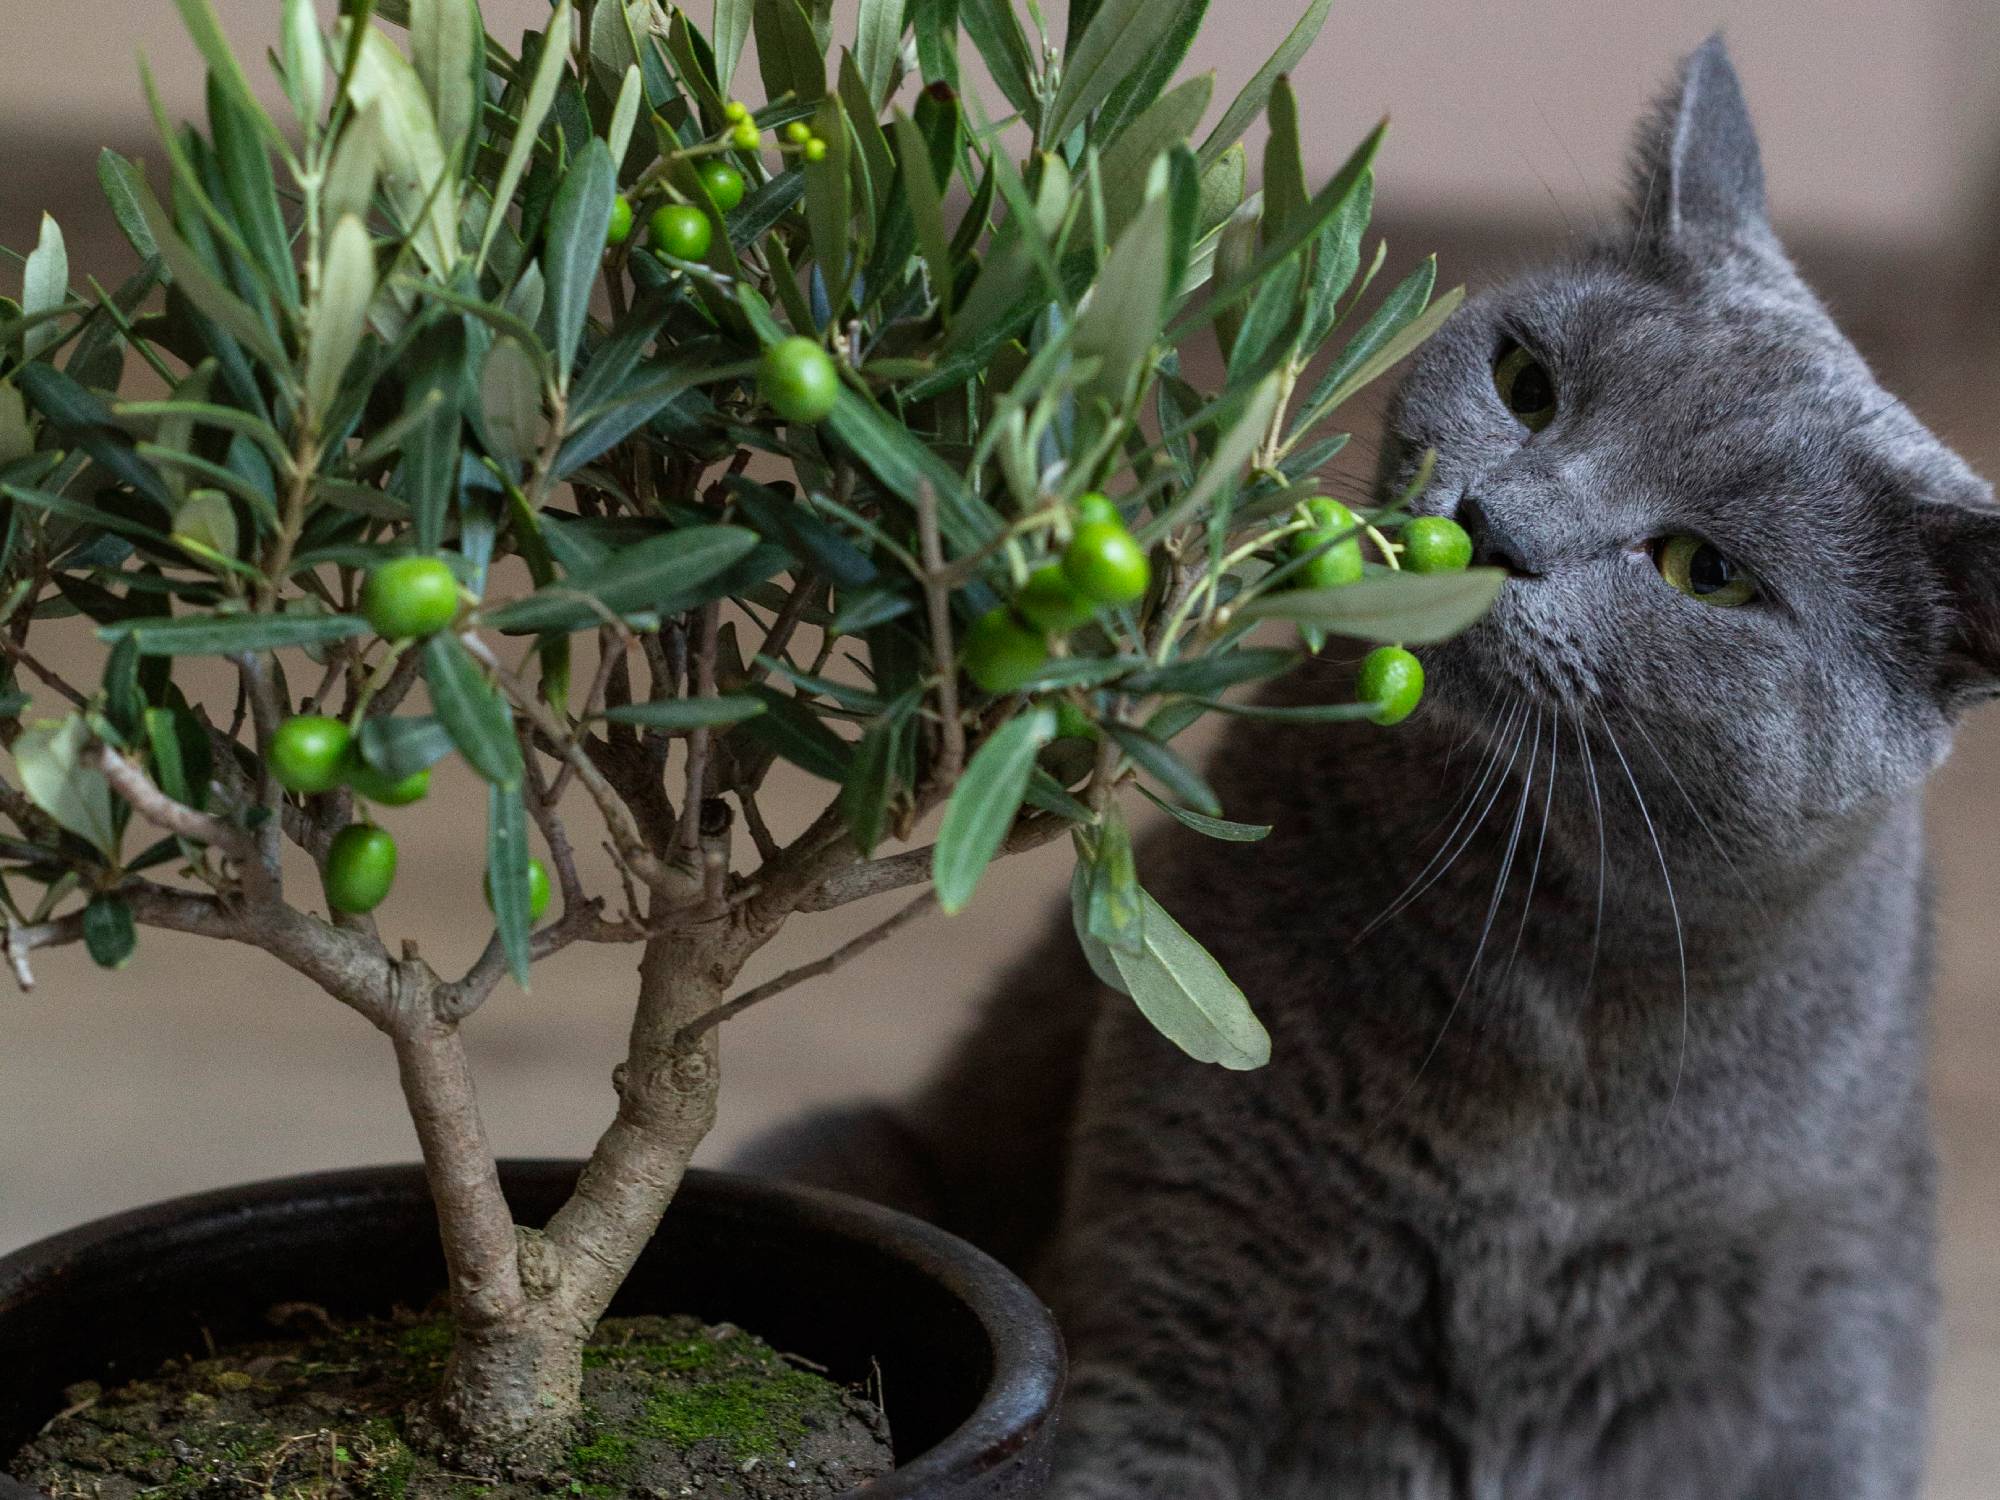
left=434, top=1311, right=590, bottom=1458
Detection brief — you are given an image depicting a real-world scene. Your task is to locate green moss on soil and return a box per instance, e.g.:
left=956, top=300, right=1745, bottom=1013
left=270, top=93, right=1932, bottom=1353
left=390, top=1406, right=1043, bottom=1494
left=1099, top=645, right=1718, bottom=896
left=14, top=1312, right=890, bottom=1500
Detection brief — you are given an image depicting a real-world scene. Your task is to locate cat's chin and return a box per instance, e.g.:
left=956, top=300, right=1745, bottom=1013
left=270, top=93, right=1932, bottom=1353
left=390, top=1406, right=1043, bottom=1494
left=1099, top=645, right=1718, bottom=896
left=1411, top=602, right=1576, bottom=740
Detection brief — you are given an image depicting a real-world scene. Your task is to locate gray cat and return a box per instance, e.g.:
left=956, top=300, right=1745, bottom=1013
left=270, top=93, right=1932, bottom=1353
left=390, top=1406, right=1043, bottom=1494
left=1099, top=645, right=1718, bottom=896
left=746, top=36, right=2000, bottom=1498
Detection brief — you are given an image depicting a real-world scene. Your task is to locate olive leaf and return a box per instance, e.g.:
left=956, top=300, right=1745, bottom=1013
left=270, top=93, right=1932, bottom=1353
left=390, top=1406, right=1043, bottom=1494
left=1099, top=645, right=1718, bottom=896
left=933, top=706, right=1055, bottom=914
left=13, top=716, right=119, bottom=858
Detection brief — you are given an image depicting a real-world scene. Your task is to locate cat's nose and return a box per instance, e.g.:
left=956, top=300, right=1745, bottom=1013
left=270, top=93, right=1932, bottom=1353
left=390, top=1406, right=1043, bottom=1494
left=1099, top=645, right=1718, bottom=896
left=1453, top=495, right=1543, bottom=578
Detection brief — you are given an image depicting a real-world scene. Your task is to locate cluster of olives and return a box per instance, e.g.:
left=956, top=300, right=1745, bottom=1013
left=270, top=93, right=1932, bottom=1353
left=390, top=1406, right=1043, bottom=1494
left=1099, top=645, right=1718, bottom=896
left=265, top=558, right=548, bottom=918
left=965, top=494, right=1150, bottom=694
left=1280, top=499, right=1474, bottom=727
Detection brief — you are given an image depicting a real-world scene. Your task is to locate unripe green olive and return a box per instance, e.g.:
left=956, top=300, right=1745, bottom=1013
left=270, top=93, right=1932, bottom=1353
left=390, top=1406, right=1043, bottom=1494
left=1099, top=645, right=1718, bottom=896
left=1356, top=646, right=1424, bottom=726
left=269, top=715, right=352, bottom=795
left=485, top=857, right=553, bottom=922
left=698, top=160, right=747, bottom=211
left=362, top=556, right=461, bottom=640
left=324, top=824, right=398, bottom=914
left=1402, top=515, right=1474, bottom=573
left=757, top=337, right=840, bottom=424
left=963, top=606, right=1048, bottom=694
left=1062, top=522, right=1150, bottom=606
left=1016, top=565, right=1095, bottom=633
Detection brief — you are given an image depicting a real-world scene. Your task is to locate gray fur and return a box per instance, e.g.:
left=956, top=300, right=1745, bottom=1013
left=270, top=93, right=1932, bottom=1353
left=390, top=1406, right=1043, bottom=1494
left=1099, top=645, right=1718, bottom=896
left=745, top=35, right=1996, bottom=1498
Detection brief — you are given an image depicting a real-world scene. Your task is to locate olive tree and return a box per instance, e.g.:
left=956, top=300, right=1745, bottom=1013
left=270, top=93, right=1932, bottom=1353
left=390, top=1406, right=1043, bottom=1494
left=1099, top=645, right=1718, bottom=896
left=0, top=0, right=1493, bottom=1464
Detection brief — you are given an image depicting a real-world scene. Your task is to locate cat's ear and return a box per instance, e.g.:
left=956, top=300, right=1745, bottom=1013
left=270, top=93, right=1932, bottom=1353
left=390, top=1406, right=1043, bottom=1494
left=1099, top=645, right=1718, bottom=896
left=1627, top=34, right=1770, bottom=248
left=1916, top=483, right=2000, bottom=710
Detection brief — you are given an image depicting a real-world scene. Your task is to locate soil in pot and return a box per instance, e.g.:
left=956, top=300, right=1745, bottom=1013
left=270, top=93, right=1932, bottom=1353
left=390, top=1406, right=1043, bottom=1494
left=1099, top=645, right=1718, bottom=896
left=11, top=1309, right=893, bottom=1499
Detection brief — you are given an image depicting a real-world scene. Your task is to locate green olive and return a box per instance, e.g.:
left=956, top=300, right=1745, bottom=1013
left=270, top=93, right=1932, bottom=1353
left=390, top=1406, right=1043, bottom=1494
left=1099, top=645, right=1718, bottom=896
left=963, top=606, right=1048, bottom=694
left=1015, top=565, right=1096, bottom=633
left=1062, top=522, right=1151, bottom=606
left=1402, top=515, right=1473, bottom=574
left=324, top=824, right=398, bottom=914
left=757, top=337, right=840, bottom=424
left=1356, top=646, right=1424, bottom=726
left=361, top=556, right=461, bottom=640
left=485, top=857, right=553, bottom=922
left=269, top=715, right=352, bottom=795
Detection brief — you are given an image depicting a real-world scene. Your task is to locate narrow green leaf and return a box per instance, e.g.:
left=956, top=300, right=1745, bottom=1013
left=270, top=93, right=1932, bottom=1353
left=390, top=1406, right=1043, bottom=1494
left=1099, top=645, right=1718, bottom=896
left=83, top=893, right=138, bottom=970
left=281, top=0, right=328, bottom=131
left=171, top=0, right=286, bottom=152
left=1094, top=0, right=1208, bottom=141
left=714, top=0, right=752, bottom=95
left=143, top=705, right=211, bottom=811
left=21, top=215, right=68, bottom=359
left=1297, top=280, right=1466, bottom=431
left=608, top=63, right=644, bottom=162
left=912, top=0, right=959, bottom=89
left=1099, top=73, right=1213, bottom=242
left=741, top=685, right=853, bottom=782
left=422, top=633, right=523, bottom=786
left=1042, top=0, right=1183, bottom=146
left=1137, top=368, right=1280, bottom=540
left=103, top=612, right=370, bottom=656
left=959, top=0, right=1036, bottom=122
left=487, top=780, right=533, bottom=986
left=543, top=137, right=615, bottom=387
left=207, top=75, right=300, bottom=307
left=358, top=714, right=456, bottom=777
left=1073, top=161, right=1170, bottom=401
left=477, top=1, right=573, bottom=269
left=96, top=152, right=161, bottom=263
left=602, top=696, right=767, bottom=730
left=804, top=94, right=853, bottom=299
left=306, top=215, right=376, bottom=422
left=1302, top=168, right=1373, bottom=346
left=1104, top=719, right=1220, bottom=815
left=1198, top=0, right=1333, bottom=169
left=854, top=0, right=903, bottom=109
left=932, top=706, right=1054, bottom=913
left=1262, top=74, right=1307, bottom=236
left=131, top=174, right=290, bottom=370
left=1080, top=804, right=1143, bottom=957
left=892, top=112, right=952, bottom=317
left=1110, top=886, right=1270, bottom=1068
left=484, top=525, right=760, bottom=632
left=0, top=385, right=34, bottom=468
left=1070, top=852, right=1131, bottom=991
left=399, top=317, right=467, bottom=553
left=823, top=388, right=1000, bottom=552
left=755, top=0, right=826, bottom=105
left=341, top=20, right=460, bottom=277
left=1137, top=784, right=1271, bottom=841
left=410, top=0, right=484, bottom=164
left=1237, top=566, right=1504, bottom=642
left=12, top=717, right=118, bottom=857
left=480, top=336, right=546, bottom=464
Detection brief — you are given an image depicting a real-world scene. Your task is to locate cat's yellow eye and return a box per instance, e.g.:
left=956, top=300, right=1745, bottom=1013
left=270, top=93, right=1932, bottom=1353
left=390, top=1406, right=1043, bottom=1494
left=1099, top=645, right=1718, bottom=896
left=1493, top=341, right=1557, bottom=431
left=1655, top=533, right=1759, bottom=607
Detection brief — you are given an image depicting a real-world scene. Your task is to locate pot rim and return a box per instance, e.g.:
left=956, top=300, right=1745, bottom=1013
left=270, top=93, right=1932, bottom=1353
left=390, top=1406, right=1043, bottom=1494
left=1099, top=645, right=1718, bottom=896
left=0, top=1160, right=1065, bottom=1500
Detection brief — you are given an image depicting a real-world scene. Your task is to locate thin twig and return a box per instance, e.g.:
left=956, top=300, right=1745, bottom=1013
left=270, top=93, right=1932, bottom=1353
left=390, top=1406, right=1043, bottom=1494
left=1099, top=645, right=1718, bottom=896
left=676, top=603, right=721, bottom=856
left=674, top=890, right=937, bottom=1044
left=91, top=744, right=251, bottom=855
left=796, top=812, right=1067, bottom=912
left=915, top=483, right=965, bottom=783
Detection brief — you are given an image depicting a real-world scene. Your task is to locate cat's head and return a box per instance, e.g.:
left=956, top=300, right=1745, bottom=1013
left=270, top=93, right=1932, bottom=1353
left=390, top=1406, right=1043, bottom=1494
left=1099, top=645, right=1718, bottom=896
left=1380, top=34, right=1998, bottom=881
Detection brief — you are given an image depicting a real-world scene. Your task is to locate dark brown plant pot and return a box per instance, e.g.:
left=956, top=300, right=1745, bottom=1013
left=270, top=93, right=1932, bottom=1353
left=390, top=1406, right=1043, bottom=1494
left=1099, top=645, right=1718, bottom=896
left=0, top=1161, right=1064, bottom=1498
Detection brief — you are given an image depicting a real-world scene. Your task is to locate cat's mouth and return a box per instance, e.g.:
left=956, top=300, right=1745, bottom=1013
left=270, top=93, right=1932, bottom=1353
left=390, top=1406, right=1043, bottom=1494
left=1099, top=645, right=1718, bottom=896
left=1415, top=583, right=1590, bottom=731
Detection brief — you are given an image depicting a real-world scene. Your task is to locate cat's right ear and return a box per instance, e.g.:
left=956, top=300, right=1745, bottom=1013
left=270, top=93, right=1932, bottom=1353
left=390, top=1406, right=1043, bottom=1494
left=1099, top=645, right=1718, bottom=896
left=1626, top=34, right=1772, bottom=251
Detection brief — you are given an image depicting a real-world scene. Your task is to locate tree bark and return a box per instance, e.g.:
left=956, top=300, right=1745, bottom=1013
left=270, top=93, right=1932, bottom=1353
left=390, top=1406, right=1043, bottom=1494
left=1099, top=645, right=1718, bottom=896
left=392, top=1006, right=586, bottom=1459
left=542, top=924, right=730, bottom=1331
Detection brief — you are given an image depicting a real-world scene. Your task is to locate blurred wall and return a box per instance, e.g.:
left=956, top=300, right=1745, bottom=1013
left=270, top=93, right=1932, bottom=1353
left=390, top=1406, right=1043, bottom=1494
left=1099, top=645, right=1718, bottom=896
left=0, top=0, right=1993, bottom=256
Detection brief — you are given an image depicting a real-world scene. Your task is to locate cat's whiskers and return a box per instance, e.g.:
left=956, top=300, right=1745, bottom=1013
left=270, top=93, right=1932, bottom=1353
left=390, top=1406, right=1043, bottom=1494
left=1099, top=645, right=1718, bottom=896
left=1352, top=695, right=1529, bottom=946
left=1400, top=708, right=1544, bottom=1101
left=1571, top=710, right=1608, bottom=1006
left=1495, top=704, right=1562, bottom=998
left=1597, top=707, right=1691, bottom=1115
left=1620, top=709, right=1770, bottom=921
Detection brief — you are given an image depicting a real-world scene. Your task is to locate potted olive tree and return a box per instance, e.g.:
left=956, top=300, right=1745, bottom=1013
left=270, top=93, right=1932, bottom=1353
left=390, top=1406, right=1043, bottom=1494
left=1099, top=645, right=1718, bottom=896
left=0, top=0, right=1493, bottom=1491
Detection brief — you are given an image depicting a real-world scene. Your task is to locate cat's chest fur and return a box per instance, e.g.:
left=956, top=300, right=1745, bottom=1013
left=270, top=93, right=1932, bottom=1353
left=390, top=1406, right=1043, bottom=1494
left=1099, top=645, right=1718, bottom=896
left=1063, top=707, right=1938, bottom=1495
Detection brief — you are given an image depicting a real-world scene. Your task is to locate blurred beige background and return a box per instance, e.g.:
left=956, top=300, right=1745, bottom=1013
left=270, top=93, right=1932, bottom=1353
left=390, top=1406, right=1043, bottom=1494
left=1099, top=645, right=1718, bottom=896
left=1, top=1, right=1998, bottom=1495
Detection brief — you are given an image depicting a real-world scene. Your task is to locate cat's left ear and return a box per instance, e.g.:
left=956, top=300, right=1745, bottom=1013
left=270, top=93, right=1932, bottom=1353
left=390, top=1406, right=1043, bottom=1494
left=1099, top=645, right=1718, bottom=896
left=1916, top=482, right=2000, bottom=710
left=1628, top=33, right=1771, bottom=249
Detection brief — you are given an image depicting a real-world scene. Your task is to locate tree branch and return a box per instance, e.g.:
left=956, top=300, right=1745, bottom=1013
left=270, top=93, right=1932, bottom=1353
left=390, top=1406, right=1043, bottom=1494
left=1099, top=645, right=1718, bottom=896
left=91, top=743, right=251, bottom=856
left=795, top=811, right=1069, bottom=912
left=674, top=889, right=936, bottom=1044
